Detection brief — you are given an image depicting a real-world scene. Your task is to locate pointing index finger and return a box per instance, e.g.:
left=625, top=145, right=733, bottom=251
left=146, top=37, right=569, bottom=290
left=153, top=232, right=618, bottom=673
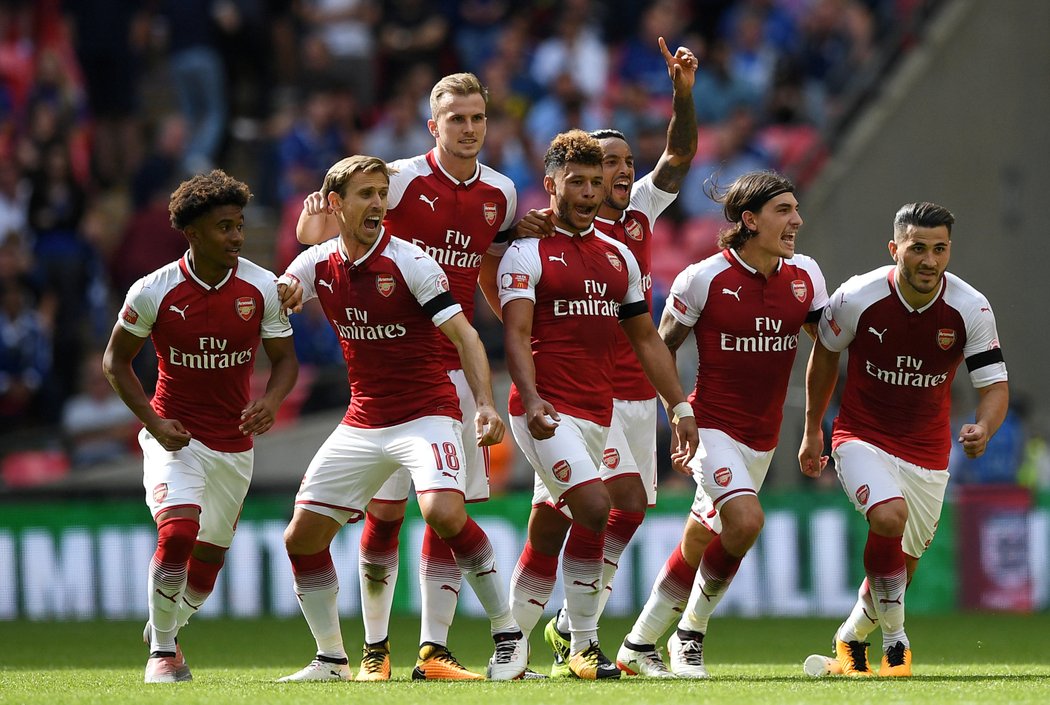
left=658, top=35, right=674, bottom=62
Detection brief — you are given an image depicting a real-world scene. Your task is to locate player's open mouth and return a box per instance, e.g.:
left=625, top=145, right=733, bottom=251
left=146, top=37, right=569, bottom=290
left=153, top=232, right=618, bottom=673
left=612, top=180, right=631, bottom=196
left=363, top=216, right=381, bottom=231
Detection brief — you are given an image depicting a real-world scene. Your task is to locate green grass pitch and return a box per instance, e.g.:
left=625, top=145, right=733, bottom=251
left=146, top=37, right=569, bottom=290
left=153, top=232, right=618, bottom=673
left=2, top=614, right=1049, bottom=704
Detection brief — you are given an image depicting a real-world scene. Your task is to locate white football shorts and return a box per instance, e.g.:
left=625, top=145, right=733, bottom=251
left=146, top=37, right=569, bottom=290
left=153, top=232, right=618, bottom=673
left=372, top=369, right=490, bottom=503
left=832, top=439, right=950, bottom=558
left=296, top=415, right=466, bottom=525
left=511, top=412, right=609, bottom=514
left=602, top=397, right=658, bottom=507
left=140, top=428, right=253, bottom=548
left=688, top=428, right=774, bottom=534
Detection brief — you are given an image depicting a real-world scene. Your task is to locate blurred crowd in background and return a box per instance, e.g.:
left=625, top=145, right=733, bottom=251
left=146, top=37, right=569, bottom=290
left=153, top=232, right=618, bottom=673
left=2, top=0, right=1043, bottom=489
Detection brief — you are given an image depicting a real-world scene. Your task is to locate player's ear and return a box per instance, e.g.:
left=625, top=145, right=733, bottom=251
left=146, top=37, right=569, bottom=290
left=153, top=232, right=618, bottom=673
left=543, top=174, right=556, bottom=197
left=887, top=239, right=898, bottom=260
left=427, top=118, right=439, bottom=139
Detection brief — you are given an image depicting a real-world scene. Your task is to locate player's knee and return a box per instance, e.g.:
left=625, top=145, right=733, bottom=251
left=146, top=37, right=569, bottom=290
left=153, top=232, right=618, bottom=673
left=868, top=504, right=908, bottom=537
left=420, top=502, right=467, bottom=538
left=156, top=516, right=199, bottom=564
left=681, top=522, right=714, bottom=566
left=191, top=542, right=227, bottom=563
left=573, top=497, right=611, bottom=534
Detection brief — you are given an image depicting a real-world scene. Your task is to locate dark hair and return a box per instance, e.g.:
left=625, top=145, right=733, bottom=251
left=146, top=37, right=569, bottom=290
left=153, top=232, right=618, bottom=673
left=893, top=202, right=955, bottom=240
left=321, top=155, right=394, bottom=199
left=169, top=170, right=252, bottom=231
left=543, top=130, right=603, bottom=176
left=709, top=170, right=795, bottom=250
left=589, top=129, right=627, bottom=142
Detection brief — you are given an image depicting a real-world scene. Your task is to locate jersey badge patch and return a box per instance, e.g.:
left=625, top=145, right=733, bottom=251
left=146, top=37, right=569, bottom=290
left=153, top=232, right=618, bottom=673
left=856, top=484, right=870, bottom=505
left=152, top=483, right=168, bottom=503
left=236, top=297, right=256, bottom=321
left=500, top=273, right=530, bottom=290
left=437, top=273, right=450, bottom=292
left=553, top=459, right=572, bottom=483
left=121, top=304, right=139, bottom=325
left=672, top=296, right=687, bottom=314
left=606, top=252, right=622, bottom=272
left=625, top=219, right=643, bottom=241
left=483, top=202, right=498, bottom=226
left=791, top=279, right=808, bottom=302
left=376, top=274, right=396, bottom=297
left=602, top=448, right=620, bottom=470
left=714, top=467, right=733, bottom=487
left=937, top=328, right=956, bottom=350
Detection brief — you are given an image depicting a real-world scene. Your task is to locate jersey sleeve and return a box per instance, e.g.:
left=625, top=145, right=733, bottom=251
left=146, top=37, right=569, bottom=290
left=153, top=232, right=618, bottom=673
left=799, top=256, right=829, bottom=313
left=401, top=250, right=463, bottom=327
left=282, top=247, right=321, bottom=304
left=962, top=298, right=1008, bottom=388
left=118, top=277, right=159, bottom=338
left=385, top=158, right=412, bottom=210
left=817, top=284, right=859, bottom=352
left=259, top=271, right=293, bottom=339
left=630, top=174, right=677, bottom=223
left=615, top=240, right=646, bottom=306
left=497, top=239, right=542, bottom=307
left=665, top=264, right=708, bottom=328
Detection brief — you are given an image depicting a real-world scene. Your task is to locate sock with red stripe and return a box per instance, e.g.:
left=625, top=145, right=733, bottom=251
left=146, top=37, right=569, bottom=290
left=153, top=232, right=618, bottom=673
left=678, top=534, right=742, bottom=634
left=290, top=548, right=345, bottom=659
left=837, top=578, right=880, bottom=643
left=863, top=530, right=908, bottom=649
left=563, top=523, right=605, bottom=652
left=358, top=512, right=403, bottom=645
left=510, top=541, right=560, bottom=639
left=627, top=541, right=698, bottom=647
left=149, top=516, right=198, bottom=653
left=419, top=524, right=461, bottom=645
left=176, top=549, right=223, bottom=629
left=443, top=517, right=517, bottom=634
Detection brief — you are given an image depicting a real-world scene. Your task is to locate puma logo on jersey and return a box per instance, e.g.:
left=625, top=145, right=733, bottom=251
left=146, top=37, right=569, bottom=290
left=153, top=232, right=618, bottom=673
left=721, top=286, right=741, bottom=301
left=548, top=253, right=568, bottom=266
left=317, top=279, right=334, bottom=293
left=419, top=193, right=438, bottom=211
left=868, top=326, right=887, bottom=343
left=168, top=304, right=188, bottom=320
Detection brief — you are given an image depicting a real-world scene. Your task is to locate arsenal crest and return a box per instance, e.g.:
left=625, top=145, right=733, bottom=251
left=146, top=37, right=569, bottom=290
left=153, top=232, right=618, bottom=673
left=376, top=274, right=396, bottom=297
left=856, top=484, right=870, bottom=505
left=791, top=279, right=808, bottom=302
left=714, top=467, right=733, bottom=487
left=153, top=483, right=168, bottom=503
left=602, top=448, right=620, bottom=470
left=553, top=459, right=572, bottom=482
left=606, top=252, right=622, bottom=271
left=483, top=202, right=498, bottom=226
left=624, top=219, right=643, bottom=241
left=235, top=297, right=256, bottom=321
left=937, top=328, right=956, bottom=350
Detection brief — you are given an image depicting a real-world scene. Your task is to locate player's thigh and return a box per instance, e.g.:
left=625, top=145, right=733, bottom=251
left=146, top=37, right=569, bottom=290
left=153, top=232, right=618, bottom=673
left=832, top=440, right=904, bottom=519
left=295, top=425, right=397, bottom=526
left=140, top=428, right=207, bottom=520
left=510, top=413, right=606, bottom=511
left=197, top=446, right=254, bottom=548
left=448, top=369, right=490, bottom=502
left=693, top=428, right=760, bottom=508
left=898, top=462, right=950, bottom=557
left=603, top=398, right=657, bottom=506
left=386, top=415, right=468, bottom=497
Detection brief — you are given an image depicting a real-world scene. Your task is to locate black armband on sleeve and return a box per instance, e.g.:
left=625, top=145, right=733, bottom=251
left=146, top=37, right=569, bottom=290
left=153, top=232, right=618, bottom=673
left=965, top=348, right=1004, bottom=372
left=422, top=291, right=458, bottom=318
left=805, top=307, right=824, bottom=325
left=618, top=300, right=650, bottom=321
left=493, top=229, right=510, bottom=244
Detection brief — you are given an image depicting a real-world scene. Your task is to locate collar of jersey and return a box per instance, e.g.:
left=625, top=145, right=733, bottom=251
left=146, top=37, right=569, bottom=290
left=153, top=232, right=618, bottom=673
left=553, top=223, right=595, bottom=239
left=594, top=210, right=626, bottom=227
left=725, top=247, right=783, bottom=275
left=337, top=226, right=390, bottom=269
left=180, top=252, right=235, bottom=291
left=887, top=267, right=944, bottom=313
left=427, top=149, right=480, bottom=188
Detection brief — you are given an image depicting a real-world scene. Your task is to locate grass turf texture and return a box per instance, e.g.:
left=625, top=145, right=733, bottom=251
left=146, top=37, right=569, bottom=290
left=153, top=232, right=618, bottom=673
left=2, top=615, right=1049, bottom=704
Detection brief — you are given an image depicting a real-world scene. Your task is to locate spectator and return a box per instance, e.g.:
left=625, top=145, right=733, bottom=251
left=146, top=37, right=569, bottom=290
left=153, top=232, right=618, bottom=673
left=0, top=278, right=51, bottom=426
left=61, top=350, right=138, bottom=467
left=297, top=0, right=379, bottom=109
left=530, top=0, right=609, bottom=99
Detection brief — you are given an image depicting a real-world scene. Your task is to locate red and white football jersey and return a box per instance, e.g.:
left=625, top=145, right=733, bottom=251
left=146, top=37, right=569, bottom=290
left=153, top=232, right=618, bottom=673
left=497, top=225, right=646, bottom=426
left=386, top=149, right=516, bottom=370
left=284, top=227, right=463, bottom=428
left=118, top=255, right=292, bottom=453
left=594, top=174, right=677, bottom=400
left=818, top=266, right=1007, bottom=469
left=668, top=248, right=828, bottom=451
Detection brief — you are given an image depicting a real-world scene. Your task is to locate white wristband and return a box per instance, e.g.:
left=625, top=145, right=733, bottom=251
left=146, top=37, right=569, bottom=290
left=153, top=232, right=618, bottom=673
left=671, top=402, right=694, bottom=424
